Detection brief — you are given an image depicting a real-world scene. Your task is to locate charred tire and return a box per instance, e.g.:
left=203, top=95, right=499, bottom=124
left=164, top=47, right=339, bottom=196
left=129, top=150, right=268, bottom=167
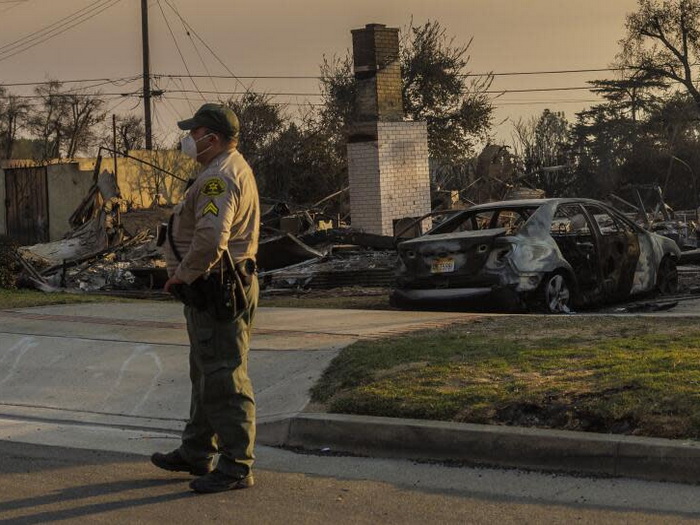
left=529, top=271, right=573, bottom=314
left=656, top=256, right=678, bottom=295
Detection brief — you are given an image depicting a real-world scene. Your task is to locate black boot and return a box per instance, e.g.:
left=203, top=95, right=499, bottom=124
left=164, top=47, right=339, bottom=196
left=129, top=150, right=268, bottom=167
left=189, top=469, right=254, bottom=493
left=150, top=449, right=212, bottom=476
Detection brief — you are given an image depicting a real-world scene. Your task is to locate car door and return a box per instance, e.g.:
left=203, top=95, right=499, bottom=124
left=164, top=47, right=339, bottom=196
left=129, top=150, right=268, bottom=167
left=549, top=203, right=600, bottom=295
left=582, top=203, right=641, bottom=299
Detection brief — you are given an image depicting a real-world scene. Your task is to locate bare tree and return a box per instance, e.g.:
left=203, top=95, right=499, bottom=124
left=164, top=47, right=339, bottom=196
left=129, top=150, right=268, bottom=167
left=2, top=94, right=31, bottom=159
left=513, top=110, right=569, bottom=173
left=620, top=0, right=700, bottom=109
left=26, top=81, right=68, bottom=159
left=112, top=114, right=145, bottom=154
left=513, top=109, right=572, bottom=196
left=27, top=81, right=106, bottom=159
left=64, top=93, right=106, bottom=158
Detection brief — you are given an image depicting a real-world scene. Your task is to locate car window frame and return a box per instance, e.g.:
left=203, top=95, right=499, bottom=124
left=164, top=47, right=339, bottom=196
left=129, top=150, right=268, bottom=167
left=427, top=205, right=540, bottom=235
left=583, top=203, right=634, bottom=237
left=550, top=202, right=593, bottom=236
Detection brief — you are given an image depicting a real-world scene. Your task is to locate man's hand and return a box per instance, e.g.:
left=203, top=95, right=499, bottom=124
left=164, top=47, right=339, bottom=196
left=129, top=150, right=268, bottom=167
left=164, top=275, right=185, bottom=293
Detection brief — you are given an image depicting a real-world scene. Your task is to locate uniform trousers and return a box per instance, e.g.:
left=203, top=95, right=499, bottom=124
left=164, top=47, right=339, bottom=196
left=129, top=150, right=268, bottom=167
left=178, top=275, right=258, bottom=477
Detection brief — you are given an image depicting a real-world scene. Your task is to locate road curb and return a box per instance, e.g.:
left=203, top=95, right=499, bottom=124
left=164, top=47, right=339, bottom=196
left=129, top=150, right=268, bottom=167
left=257, top=413, right=700, bottom=484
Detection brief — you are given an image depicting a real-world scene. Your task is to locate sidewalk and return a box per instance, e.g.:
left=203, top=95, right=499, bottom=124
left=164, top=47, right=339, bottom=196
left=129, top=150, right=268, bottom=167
left=2, top=302, right=700, bottom=485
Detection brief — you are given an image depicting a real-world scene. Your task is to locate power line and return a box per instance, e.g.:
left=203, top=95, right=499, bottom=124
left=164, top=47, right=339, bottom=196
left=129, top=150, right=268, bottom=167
left=153, top=67, right=630, bottom=81
left=0, top=84, right=604, bottom=101
left=465, top=67, right=626, bottom=77
left=495, top=100, right=600, bottom=106
left=155, top=0, right=205, bottom=102
left=161, top=0, right=251, bottom=95
left=0, top=76, right=140, bottom=88
left=4, top=92, right=137, bottom=100
left=0, top=0, right=123, bottom=64
left=2, top=64, right=685, bottom=89
left=0, top=0, right=28, bottom=15
left=163, top=85, right=596, bottom=97
left=176, top=11, right=221, bottom=101
left=486, top=86, right=592, bottom=94
left=0, top=0, right=114, bottom=54
left=162, top=95, right=321, bottom=107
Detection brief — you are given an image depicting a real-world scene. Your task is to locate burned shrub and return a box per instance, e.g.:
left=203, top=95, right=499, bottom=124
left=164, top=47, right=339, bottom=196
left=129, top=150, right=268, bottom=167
left=0, top=236, right=20, bottom=289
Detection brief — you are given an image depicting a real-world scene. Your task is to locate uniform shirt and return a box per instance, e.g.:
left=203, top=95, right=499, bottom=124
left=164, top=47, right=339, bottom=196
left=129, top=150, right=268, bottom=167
left=165, top=148, right=260, bottom=284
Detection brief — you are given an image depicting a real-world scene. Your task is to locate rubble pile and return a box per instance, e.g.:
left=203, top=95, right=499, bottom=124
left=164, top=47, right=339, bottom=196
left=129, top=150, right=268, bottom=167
left=11, top=167, right=169, bottom=294
left=611, top=185, right=700, bottom=250
left=10, top=177, right=402, bottom=296
left=44, top=233, right=165, bottom=292
left=260, top=249, right=397, bottom=291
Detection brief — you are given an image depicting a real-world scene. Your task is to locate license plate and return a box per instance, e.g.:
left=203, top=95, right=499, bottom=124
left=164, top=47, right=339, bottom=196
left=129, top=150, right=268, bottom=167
left=431, top=257, right=455, bottom=274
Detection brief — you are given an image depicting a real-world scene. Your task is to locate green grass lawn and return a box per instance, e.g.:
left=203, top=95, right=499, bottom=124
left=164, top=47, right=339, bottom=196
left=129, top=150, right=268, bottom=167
left=311, top=315, right=700, bottom=440
left=259, top=288, right=392, bottom=310
left=0, top=289, right=138, bottom=309
left=0, top=287, right=393, bottom=310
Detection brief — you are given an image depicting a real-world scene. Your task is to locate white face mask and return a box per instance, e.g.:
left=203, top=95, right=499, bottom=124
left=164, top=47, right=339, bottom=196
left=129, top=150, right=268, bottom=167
left=180, top=133, right=214, bottom=160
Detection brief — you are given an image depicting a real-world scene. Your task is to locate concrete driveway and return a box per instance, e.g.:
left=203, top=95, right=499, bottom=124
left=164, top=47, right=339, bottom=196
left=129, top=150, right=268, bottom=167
left=0, top=302, right=476, bottom=448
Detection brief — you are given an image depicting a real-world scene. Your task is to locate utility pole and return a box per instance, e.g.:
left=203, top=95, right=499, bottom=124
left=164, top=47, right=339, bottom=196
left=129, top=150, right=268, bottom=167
left=141, top=0, right=153, bottom=150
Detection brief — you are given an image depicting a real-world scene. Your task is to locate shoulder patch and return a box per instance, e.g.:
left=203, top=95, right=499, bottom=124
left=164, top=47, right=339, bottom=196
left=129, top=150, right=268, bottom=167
left=200, top=177, right=226, bottom=197
left=202, top=200, right=219, bottom=217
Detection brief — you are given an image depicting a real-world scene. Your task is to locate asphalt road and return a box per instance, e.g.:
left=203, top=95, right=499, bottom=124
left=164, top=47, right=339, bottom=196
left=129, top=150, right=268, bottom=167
left=2, top=440, right=700, bottom=524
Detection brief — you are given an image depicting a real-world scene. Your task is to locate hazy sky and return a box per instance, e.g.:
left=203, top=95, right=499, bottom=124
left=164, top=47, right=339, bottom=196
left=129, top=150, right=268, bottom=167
left=0, top=0, right=641, bottom=146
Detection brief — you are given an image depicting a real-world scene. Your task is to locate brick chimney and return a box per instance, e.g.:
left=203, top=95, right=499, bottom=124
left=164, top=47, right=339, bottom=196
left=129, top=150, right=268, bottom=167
left=351, top=24, right=403, bottom=122
left=347, top=24, right=432, bottom=237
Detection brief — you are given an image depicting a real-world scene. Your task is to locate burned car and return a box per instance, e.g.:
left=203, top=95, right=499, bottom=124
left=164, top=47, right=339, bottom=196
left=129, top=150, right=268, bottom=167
left=392, top=198, right=681, bottom=313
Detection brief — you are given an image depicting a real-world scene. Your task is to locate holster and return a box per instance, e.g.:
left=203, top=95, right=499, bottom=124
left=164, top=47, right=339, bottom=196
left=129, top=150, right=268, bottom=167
left=170, top=254, right=255, bottom=321
left=166, top=214, right=254, bottom=320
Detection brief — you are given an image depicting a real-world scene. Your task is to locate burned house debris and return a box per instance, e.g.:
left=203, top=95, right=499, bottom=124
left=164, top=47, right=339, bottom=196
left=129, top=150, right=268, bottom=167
left=4, top=19, right=700, bottom=313
left=2, top=163, right=402, bottom=296
left=609, top=185, right=700, bottom=251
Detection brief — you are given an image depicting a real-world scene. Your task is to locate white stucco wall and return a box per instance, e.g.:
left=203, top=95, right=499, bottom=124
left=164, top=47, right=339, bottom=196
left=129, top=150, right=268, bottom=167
left=46, top=163, right=95, bottom=240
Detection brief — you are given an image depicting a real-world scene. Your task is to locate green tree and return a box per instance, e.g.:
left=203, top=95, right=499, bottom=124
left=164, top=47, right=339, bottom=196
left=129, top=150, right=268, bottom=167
left=588, top=74, right=667, bottom=122
left=254, top=118, right=347, bottom=209
left=318, top=20, right=494, bottom=165
left=401, top=20, right=493, bottom=163
left=569, top=102, right=638, bottom=197
left=225, top=92, right=284, bottom=169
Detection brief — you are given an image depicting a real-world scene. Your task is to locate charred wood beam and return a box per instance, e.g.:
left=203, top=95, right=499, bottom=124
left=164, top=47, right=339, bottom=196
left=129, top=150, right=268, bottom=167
left=13, top=250, right=48, bottom=285
left=299, top=229, right=396, bottom=250
left=40, top=230, right=150, bottom=277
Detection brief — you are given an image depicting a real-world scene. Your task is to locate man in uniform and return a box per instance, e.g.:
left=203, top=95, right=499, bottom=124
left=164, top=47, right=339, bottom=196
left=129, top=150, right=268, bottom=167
left=151, top=103, right=260, bottom=494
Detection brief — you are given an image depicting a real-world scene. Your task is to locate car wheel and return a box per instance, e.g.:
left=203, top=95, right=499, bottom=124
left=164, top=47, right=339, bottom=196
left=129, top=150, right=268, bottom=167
left=530, top=272, right=573, bottom=314
left=656, top=256, right=678, bottom=295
